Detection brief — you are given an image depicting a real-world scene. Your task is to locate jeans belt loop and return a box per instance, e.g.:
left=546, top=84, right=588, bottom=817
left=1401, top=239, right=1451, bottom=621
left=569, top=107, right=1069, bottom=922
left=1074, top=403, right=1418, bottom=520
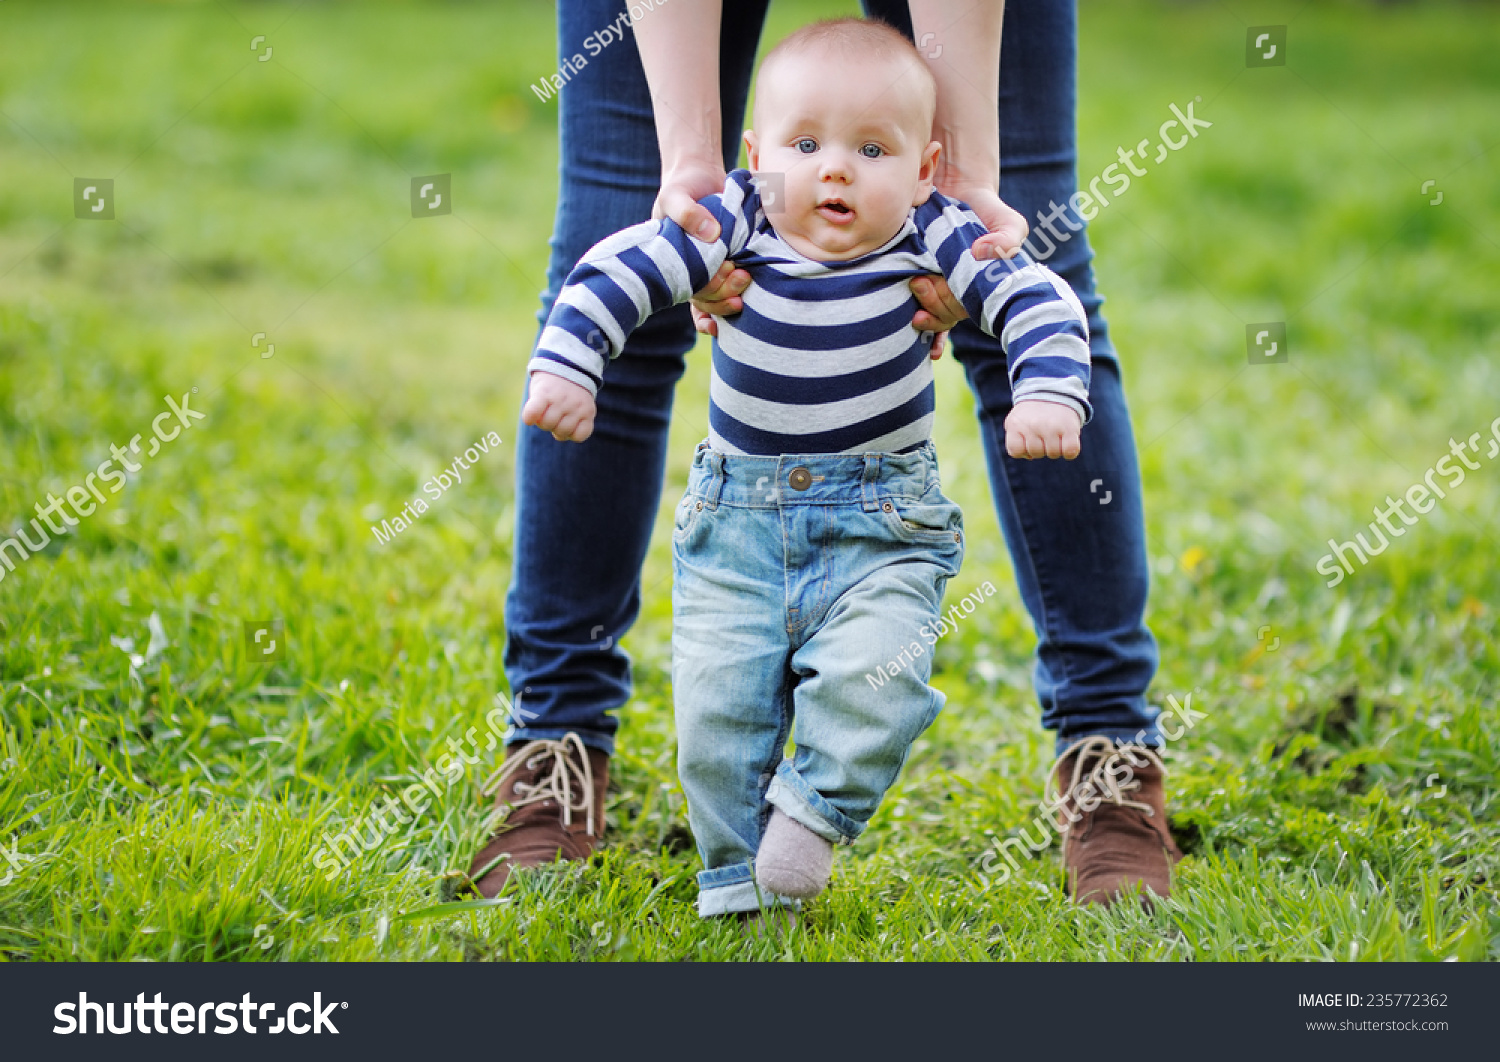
left=705, top=450, right=725, bottom=511
left=861, top=453, right=882, bottom=512
left=921, top=441, right=938, bottom=493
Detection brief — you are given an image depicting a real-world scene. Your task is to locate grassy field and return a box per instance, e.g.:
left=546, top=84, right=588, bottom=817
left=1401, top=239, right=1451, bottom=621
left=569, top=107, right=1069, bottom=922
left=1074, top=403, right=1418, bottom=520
left=0, top=0, right=1496, bottom=961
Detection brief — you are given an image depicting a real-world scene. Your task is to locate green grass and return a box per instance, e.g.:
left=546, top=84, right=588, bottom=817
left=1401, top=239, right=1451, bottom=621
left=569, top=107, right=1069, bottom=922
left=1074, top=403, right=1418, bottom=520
left=1, top=0, right=1496, bottom=961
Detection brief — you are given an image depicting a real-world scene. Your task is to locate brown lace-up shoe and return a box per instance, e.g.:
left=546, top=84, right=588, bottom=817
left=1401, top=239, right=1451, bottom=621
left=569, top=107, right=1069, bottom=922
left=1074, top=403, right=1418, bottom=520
left=466, top=734, right=609, bottom=898
left=1049, top=736, right=1182, bottom=908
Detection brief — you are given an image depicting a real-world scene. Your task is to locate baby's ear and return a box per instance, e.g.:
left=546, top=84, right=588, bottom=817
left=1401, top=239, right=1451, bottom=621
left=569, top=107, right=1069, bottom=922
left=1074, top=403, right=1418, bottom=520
left=912, top=140, right=941, bottom=206
left=743, top=130, right=760, bottom=171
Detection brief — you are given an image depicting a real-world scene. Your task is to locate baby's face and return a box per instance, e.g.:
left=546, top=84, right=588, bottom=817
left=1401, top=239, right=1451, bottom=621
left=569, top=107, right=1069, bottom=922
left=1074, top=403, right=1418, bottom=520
left=745, top=51, right=939, bottom=262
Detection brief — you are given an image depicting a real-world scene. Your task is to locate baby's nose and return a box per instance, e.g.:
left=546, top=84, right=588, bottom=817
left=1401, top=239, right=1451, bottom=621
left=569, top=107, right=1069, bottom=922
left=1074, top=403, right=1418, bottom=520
left=817, top=148, right=855, bottom=182
left=819, top=157, right=852, bottom=183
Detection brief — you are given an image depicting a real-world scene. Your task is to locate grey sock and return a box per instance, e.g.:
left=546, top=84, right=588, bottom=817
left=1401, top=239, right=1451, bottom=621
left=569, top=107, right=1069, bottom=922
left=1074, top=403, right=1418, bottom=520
left=755, top=808, right=834, bottom=899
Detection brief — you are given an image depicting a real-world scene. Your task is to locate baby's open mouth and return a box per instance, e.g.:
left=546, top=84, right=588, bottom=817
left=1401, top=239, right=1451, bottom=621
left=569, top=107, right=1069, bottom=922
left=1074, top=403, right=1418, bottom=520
left=817, top=199, right=855, bottom=224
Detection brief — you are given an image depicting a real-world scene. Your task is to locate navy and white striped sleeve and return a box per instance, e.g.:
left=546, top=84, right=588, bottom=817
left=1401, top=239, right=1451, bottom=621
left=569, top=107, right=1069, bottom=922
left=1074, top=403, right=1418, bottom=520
left=527, top=171, right=759, bottom=395
left=916, top=192, right=1093, bottom=423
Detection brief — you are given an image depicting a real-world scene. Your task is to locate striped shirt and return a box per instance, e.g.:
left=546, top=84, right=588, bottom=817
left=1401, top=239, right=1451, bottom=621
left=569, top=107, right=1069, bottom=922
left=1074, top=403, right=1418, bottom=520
left=529, top=169, right=1091, bottom=455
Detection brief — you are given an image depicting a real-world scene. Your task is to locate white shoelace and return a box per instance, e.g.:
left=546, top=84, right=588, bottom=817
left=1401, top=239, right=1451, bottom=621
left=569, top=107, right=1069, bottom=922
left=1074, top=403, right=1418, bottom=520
left=1048, top=735, right=1166, bottom=825
left=479, top=733, right=597, bottom=838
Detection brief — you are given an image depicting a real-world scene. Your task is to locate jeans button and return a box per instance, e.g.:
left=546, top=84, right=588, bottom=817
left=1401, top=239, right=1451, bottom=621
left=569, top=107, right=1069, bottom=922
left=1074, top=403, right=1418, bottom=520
left=788, top=466, right=812, bottom=491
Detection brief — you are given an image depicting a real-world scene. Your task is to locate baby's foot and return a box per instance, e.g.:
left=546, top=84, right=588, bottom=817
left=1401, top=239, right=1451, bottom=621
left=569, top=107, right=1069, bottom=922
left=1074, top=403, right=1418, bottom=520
left=755, top=808, right=833, bottom=899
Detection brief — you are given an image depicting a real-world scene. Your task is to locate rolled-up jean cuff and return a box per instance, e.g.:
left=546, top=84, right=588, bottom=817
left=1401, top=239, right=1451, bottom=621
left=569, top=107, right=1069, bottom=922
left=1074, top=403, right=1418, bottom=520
left=506, top=727, right=615, bottom=757
left=766, top=766, right=861, bottom=846
left=1055, top=723, right=1164, bottom=756
left=696, top=862, right=800, bottom=918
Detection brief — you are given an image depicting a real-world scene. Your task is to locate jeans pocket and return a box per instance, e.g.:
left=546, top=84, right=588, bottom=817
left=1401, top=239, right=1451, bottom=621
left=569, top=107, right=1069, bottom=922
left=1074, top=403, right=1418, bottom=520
left=672, top=494, right=707, bottom=542
left=880, top=493, right=964, bottom=548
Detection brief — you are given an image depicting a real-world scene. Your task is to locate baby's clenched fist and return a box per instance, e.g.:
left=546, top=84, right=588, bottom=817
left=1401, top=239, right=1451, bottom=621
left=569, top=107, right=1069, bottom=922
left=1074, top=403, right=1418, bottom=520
left=1004, top=401, right=1082, bottom=460
left=522, top=373, right=597, bottom=442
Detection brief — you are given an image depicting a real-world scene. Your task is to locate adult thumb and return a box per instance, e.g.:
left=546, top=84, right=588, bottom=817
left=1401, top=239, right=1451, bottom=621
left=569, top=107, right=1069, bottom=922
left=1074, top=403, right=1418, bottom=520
left=658, top=191, right=721, bottom=243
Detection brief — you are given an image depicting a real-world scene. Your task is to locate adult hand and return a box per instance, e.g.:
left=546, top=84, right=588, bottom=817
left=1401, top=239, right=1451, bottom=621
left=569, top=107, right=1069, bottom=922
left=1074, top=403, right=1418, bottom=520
left=653, top=157, right=728, bottom=242
left=940, top=181, right=1029, bottom=261
left=654, top=159, right=754, bottom=338
left=906, top=186, right=1030, bottom=357
left=690, top=261, right=750, bottom=337
left=909, top=276, right=966, bottom=360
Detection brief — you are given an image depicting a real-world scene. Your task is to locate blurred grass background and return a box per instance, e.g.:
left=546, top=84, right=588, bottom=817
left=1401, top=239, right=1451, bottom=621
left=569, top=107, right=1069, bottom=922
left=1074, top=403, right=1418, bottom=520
left=0, top=0, right=1496, bottom=960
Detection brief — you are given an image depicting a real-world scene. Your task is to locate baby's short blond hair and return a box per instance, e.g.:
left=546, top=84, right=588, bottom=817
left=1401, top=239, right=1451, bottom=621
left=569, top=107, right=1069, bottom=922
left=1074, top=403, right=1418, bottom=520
left=755, top=17, right=937, bottom=134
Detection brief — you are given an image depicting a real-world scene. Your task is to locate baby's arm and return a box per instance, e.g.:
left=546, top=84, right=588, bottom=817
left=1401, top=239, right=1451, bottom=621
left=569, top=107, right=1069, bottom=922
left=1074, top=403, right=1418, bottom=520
left=523, top=173, right=757, bottom=441
left=917, top=194, right=1092, bottom=460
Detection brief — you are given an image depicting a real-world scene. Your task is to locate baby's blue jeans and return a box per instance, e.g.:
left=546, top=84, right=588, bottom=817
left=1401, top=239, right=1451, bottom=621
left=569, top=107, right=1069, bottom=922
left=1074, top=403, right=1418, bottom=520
left=671, top=442, right=963, bottom=917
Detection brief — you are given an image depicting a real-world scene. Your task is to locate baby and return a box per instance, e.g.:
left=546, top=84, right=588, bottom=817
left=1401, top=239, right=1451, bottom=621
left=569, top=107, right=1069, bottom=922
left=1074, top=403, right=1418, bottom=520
left=522, top=18, right=1090, bottom=918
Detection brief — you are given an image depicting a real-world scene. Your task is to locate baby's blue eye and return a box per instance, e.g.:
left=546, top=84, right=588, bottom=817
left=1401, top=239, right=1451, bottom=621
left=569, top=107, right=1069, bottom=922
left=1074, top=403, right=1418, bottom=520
left=794, top=138, right=817, bottom=154
left=860, top=143, right=884, bottom=159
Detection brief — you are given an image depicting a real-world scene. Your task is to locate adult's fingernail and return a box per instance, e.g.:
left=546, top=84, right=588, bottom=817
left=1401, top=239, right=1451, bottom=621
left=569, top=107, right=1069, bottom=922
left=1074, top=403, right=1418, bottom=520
left=697, top=220, right=714, bottom=238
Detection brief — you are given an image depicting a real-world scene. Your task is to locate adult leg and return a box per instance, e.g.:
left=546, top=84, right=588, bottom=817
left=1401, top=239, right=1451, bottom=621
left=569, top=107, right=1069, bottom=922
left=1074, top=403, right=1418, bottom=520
left=470, top=0, right=771, bottom=896
left=867, top=0, right=1158, bottom=753
left=867, top=0, right=1177, bottom=904
left=504, top=0, right=773, bottom=754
